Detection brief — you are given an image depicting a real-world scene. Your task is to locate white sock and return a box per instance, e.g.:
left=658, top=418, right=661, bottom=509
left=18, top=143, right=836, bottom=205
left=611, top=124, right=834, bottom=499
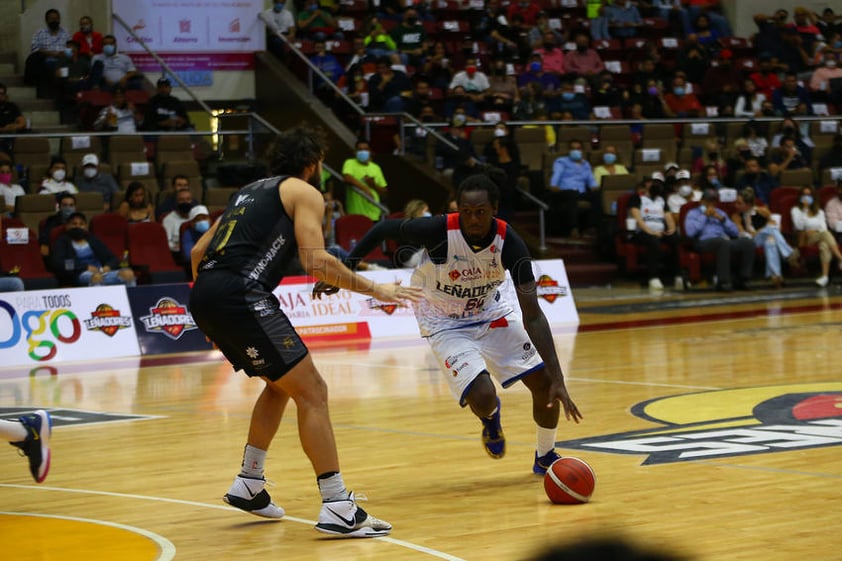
left=317, top=472, right=348, bottom=502
left=239, top=445, right=266, bottom=479
left=536, top=427, right=557, bottom=457
left=0, top=419, right=28, bottom=442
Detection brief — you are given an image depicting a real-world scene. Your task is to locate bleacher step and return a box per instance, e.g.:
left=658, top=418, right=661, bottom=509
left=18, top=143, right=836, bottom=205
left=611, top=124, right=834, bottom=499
left=7, top=86, right=38, bottom=101
left=0, top=63, right=16, bottom=74
left=0, top=75, right=24, bottom=87
left=27, top=111, right=61, bottom=127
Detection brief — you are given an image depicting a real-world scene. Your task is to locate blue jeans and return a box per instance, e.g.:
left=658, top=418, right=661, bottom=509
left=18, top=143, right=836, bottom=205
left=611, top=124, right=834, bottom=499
left=754, top=226, right=793, bottom=278
left=0, top=276, right=25, bottom=292
left=77, top=270, right=136, bottom=287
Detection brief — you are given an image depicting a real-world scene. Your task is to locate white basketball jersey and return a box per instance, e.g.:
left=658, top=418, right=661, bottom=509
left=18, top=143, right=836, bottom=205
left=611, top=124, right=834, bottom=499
left=411, top=214, right=512, bottom=337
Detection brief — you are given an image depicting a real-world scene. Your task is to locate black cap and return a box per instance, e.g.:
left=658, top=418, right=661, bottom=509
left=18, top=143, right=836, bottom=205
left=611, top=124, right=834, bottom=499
left=157, top=77, right=171, bottom=86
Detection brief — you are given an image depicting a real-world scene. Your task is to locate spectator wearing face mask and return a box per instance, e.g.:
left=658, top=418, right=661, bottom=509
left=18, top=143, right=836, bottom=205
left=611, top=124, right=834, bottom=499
left=666, top=169, right=697, bottom=221
left=663, top=75, right=702, bottom=118
left=343, top=140, right=388, bottom=221
left=809, top=51, right=842, bottom=103
left=296, top=0, right=343, bottom=42
left=691, top=139, right=728, bottom=179
left=548, top=139, right=599, bottom=237
left=517, top=55, right=562, bottom=116
left=262, top=2, right=296, bottom=60
left=73, top=154, right=119, bottom=210
left=563, top=34, right=605, bottom=78
left=791, top=185, right=842, bottom=287
left=179, top=205, right=211, bottom=265
left=734, top=156, right=777, bottom=206
left=161, top=188, right=197, bottom=256
left=593, top=144, right=629, bottom=187
left=51, top=212, right=136, bottom=287
left=72, top=15, right=103, bottom=57
left=90, top=35, right=141, bottom=91
left=39, top=192, right=77, bottom=257
left=25, top=8, right=71, bottom=98
left=626, top=178, right=682, bottom=291
left=39, top=157, right=77, bottom=195
left=448, top=57, right=491, bottom=107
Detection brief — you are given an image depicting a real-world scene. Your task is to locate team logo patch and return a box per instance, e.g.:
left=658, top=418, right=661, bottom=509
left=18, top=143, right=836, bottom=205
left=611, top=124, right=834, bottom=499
left=449, top=269, right=461, bottom=281
left=139, top=297, right=198, bottom=340
left=557, top=383, right=842, bottom=465
left=83, top=304, right=132, bottom=337
left=536, top=275, right=567, bottom=303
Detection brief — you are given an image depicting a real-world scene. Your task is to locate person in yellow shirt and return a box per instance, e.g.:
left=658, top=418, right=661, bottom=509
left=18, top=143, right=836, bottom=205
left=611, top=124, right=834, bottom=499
left=341, top=140, right=388, bottom=220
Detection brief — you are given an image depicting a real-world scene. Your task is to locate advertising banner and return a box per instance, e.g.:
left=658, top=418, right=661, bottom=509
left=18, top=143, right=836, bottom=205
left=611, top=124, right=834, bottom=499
left=112, top=0, right=264, bottom=72
left=0, top=287, right=141, bottom=368
left=128, top=284, right=213, bottom=356
left=273, top=259, right=578, bottom=345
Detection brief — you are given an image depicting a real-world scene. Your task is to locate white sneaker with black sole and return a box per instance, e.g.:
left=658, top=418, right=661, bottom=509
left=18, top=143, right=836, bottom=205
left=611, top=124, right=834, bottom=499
left=315, top=491, right=392, bottom=538
left=223, top=475, right=285, bottom=519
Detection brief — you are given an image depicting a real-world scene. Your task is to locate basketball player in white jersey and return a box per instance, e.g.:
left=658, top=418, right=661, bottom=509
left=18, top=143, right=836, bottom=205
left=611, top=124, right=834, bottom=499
left=1, top=410, right=52, bottom=483
left=315, top=167, right=582, bottom=474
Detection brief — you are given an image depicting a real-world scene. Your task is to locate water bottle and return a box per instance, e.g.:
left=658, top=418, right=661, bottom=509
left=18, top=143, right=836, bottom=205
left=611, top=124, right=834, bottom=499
left=120, top=250, right=130, bottom=268
left=349, top=238, right=357, bottom=251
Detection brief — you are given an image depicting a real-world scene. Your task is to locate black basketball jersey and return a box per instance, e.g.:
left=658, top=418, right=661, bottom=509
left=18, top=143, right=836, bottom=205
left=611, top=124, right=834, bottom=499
left=198, top=175, right=299, bottom=290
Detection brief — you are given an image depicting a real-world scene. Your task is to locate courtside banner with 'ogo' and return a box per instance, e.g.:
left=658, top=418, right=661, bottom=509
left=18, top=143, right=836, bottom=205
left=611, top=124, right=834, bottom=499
left=0, top=286, right=140, bottom=367
left=272, top=259, right=578, bottom=345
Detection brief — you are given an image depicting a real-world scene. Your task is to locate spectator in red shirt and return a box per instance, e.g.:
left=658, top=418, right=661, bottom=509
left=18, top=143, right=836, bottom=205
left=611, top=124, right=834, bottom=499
left=749, top=54, right=782, bottom=99
left=564, top=33, right=605, bottom=79
left=663, top=75, right=702, bottom=117
left=507, top=0, right=542, bottom=27
left=533, top=31, right=565, bottom=75
left=71, top=15, right=102, bottom=58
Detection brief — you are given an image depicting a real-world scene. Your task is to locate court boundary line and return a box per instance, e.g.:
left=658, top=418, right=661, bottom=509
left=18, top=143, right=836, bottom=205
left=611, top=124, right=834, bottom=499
left=0, top=484, right=467, bottom=561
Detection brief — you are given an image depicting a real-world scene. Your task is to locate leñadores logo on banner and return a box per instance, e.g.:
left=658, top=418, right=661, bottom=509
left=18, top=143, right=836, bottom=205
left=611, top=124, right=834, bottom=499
left=84, top=304, right=132, bottom=337
left=140, top=297, right=197, bottom=340
left=536, top=274, right=567, bottom=303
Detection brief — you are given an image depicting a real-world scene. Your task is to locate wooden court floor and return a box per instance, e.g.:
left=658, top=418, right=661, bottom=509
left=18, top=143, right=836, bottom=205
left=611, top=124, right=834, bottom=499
left=2, top=284, right=842, bottom=561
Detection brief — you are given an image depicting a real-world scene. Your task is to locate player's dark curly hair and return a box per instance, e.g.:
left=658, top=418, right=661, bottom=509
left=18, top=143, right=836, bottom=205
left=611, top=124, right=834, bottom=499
left=266, top=125, right=327, bottom=176
left=455, top=164, right=504, bottom=206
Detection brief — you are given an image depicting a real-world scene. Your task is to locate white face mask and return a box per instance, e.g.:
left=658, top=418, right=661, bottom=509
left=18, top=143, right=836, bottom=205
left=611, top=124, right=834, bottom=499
left=52, top=169, right=66, bottom=182
left=494, top=128, right=506, bottom=137
left=83, top=167, right=97, bottom=179
left=678, top=184, right=693, bottom=197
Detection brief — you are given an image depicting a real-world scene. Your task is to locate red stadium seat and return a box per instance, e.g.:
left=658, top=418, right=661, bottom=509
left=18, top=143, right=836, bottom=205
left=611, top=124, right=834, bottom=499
left=89, top=213, right=129, bottom=259
left=0, top=227, right=58, bottom=289
left=126, top=222, right=187, bottom=284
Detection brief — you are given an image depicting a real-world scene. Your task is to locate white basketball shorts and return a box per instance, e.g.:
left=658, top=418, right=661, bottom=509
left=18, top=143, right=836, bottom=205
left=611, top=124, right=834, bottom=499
left=426, top=315, right=545, bottom=406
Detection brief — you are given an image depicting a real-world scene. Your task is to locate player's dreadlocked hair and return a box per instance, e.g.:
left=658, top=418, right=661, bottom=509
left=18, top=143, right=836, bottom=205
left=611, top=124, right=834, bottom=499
left=266, top=124, right=327, bottom=176
left=455, top=164, right=505, bottom=206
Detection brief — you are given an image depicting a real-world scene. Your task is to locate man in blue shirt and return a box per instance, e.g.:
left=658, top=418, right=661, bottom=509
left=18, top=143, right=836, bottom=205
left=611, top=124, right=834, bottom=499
left=548, top=139, right=598, bottom=237
left=684, top=189, right=755, bottom=291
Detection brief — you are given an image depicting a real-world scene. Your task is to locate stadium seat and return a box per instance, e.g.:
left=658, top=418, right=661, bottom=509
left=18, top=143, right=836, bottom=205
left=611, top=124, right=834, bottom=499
left=89, top=212, right=129, bottom=258
left=126, top=221, right=187, bottom=284
left=334, top=214, right=388, bottom=262
left=0, top=227, right=58, bottom=289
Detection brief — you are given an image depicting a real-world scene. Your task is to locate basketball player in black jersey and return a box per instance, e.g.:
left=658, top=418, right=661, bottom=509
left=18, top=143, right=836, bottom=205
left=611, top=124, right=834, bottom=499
left=189, top=126, right=421, bottom=537
left=315, top=167, right=582, bottom=476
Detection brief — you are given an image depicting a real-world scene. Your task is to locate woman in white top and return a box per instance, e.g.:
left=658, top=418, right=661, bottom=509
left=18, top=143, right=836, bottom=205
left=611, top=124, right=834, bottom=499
left=790, top=185, right=842, bottom=287
left=733, top=79, right=766, bottom=119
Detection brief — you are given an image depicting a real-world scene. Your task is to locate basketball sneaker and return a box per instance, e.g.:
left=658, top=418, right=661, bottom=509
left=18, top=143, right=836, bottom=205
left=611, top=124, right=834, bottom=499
left=481, top=396, right=506, bottom=458
left=223, top=475, right=285, bottom=519
left=315, top=491, right=392, bottom=538
left=533, top=450, right=562, bottom=475
left=10, top=409, right=52, bottom=483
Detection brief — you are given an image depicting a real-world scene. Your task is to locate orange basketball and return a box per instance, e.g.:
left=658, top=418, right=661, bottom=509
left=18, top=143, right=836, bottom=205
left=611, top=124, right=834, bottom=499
left=543, top=457, right=595, bottom=504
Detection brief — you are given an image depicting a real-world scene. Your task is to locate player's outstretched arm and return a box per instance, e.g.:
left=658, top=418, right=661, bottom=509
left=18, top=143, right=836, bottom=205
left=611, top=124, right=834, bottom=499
left=290, top=181, right=421, bottom=303
left=516, top=281, right=582, bottom=423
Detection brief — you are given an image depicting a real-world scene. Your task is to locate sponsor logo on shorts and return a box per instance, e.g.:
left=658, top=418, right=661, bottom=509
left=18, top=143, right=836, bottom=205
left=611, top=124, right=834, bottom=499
left=556, top=383, right=842, bottom=465
left=521, top=341, right=536, bottom=361
left=139, top=297, right=198, bottom=340
left=84, top=304, right=132, bottom=337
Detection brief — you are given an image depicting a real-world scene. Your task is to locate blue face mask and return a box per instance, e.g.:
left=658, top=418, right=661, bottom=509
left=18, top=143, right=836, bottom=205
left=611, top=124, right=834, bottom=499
left=453, top=113, right=467, bottom=125
left=103, top=44, right=116, bottom=56
left=562, top=91, right=575, bottom=101
left=835, top=40, right=842, bottom=49
left=603, top=153, right=617, bottom=165
left=569, top=149, right=583, bottom=161
left=356, top=150, right=370, bottom=162
left=64, top=47, right=74, bottom=57
left=529, top=62, right=542, bottom=72
left=801, top=195, right=813, bottom=205
left=710, top=178, right=721, bottom=187
left=310, top=3, right=319, bottom=10
left=194, top=219, right=210, bottom=233
left=673, top=87, right=685, bottom=96
left=273, top=2, right=285, bottom=12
